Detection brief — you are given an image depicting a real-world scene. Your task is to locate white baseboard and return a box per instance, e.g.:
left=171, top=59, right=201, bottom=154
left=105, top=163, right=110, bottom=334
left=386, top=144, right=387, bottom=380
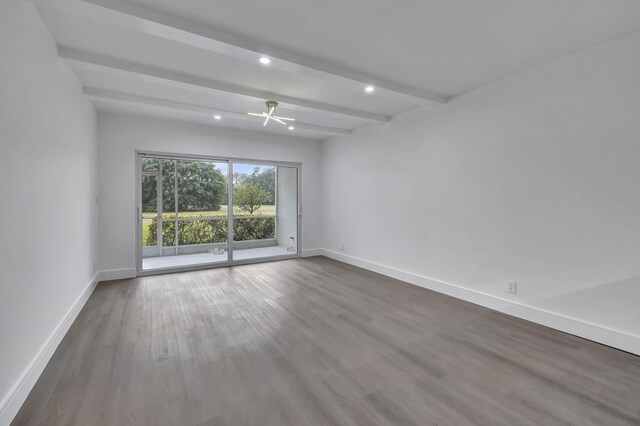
left=0, top=272, right=100, bottom=426
left=302, top=248, right=324, bottom=257
left=320, top=249, right=640, bottom=356
left=97, top=267, right=136, bottom=282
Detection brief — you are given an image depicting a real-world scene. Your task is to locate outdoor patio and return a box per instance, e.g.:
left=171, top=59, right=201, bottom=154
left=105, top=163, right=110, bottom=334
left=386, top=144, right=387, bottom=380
left=142, top=245, right=292, bottom=270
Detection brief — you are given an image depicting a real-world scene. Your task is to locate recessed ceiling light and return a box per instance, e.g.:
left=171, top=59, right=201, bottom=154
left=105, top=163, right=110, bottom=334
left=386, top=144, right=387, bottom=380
left=288, top=126, right=295, bottom=131
left=365, top=85, right=375, bottom=93
left=259, top=56, right=271, bottom=65
left=213, top=114, right=222, bottom=120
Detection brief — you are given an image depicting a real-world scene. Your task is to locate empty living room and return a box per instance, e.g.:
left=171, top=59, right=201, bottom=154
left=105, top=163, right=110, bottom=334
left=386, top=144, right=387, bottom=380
left=2, top=0, right=640, bottom=424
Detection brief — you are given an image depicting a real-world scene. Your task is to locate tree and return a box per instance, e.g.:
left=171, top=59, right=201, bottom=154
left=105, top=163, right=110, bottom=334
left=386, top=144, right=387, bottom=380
left=141, top=160, right=227, bottom=212
left=233, top=183, right=269, bottom=214
left=234, top=166, right=275, bottom=204
left=175, top=161, right=227, bottom=211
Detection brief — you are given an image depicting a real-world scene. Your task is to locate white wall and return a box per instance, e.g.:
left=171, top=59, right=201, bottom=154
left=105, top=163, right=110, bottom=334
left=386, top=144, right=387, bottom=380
left=97, top=112, right=322, bottom=275
left=0, top=0, right=98, bottom=423
left=321, top=31, right=640, bottom=353
left=276, top=166, right=299, bottom=250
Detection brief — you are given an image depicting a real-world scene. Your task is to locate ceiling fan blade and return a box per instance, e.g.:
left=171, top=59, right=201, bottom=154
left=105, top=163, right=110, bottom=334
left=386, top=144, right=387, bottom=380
left=249, top=105, right=295, bottom=128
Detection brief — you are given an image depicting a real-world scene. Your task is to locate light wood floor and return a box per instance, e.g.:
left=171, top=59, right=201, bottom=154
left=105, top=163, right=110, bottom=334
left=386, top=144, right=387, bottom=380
left=13, top=257, right=640, bottom=425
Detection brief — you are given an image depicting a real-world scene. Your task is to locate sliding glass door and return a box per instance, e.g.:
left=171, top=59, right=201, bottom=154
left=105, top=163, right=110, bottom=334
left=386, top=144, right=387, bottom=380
left=232, top=163, right=299, bottom=262
left=137, top=153, right=300, bottom=273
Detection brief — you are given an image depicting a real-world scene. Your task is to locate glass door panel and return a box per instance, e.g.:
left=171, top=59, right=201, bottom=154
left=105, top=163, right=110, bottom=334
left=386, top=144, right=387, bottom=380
left=141, top=157, right=163, bottom=261
left=275, top=166, right=299, bottom=255
left=140, top=155, right=229, bottom=271
left=175, top=159, right=229, bottom=265
left=141, top=174, right=158, bottom=254
left=160, top=159, right=176, bottom=259
left=231, top=163, right=297, bottom=261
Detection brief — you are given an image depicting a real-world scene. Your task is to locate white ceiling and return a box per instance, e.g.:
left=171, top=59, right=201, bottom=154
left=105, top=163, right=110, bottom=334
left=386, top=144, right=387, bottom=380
left=34, top=0, right=640, bottom=140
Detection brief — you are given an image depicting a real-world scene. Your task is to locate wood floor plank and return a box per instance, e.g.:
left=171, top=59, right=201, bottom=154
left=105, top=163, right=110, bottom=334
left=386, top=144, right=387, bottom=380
left=12, top=257, right=640, bottom=425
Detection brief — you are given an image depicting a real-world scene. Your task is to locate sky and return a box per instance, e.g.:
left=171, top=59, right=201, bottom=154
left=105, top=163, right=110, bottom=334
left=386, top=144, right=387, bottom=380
left=215, top=163, right=273, bottom=177
left=145, top=157, right=276, bottom=177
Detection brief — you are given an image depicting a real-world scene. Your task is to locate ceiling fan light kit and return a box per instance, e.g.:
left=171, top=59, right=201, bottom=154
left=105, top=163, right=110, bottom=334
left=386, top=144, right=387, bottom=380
left=248, top=100, right=296, bottom=127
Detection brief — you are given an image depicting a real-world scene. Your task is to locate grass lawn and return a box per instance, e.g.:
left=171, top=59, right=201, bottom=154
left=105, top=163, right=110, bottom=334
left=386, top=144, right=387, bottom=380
left=142, top=204, right=276, bottom=244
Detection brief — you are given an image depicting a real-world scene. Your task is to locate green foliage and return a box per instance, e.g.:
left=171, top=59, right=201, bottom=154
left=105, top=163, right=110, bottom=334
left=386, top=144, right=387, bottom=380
left=141, top=159, right=278, bottom=247
left=146, top=216, right=275, bottom=246
left=142, top=157, right=159, bottom=172
left=233, top=183, right=269, bottom=215
left=234, top=166, right=275, bottom=204
left=233, top=217, right=276, bottom=241
left=142, top=160, right=227, bottom=212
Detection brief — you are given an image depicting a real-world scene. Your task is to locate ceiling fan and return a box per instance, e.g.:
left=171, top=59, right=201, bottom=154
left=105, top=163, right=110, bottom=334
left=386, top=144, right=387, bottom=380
left=248, top=101, right=295, bottom=127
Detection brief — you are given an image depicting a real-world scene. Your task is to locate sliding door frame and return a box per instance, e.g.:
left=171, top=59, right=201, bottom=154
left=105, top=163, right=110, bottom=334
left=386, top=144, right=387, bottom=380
left=135, top=150, right=302, bottom=276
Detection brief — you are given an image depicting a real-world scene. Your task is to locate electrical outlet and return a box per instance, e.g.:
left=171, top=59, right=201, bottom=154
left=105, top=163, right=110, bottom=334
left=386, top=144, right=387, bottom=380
left=340, top=243, right=345, bottom=252
left=506, top=281, right=517, bottom=294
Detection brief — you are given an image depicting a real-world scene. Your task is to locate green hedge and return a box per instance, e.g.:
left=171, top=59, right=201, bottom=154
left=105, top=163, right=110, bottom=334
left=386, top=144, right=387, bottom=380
left=233, top=217, right=276, bottom=242
left=146, top=216, right=275, bottom=246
